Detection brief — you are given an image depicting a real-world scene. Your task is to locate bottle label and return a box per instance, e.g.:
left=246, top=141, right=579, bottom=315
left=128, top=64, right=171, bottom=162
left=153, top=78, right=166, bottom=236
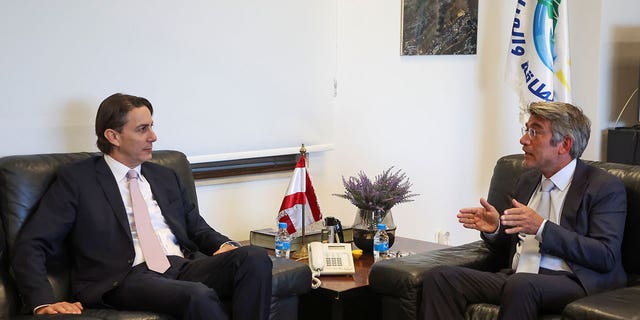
left=374, top=242, right=388, bottom=252
left=276, top=241, right=290, bottom=250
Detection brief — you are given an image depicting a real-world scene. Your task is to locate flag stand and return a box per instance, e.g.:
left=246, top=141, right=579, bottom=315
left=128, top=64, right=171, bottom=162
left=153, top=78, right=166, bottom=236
left=292, top=144, right=309, bottom=260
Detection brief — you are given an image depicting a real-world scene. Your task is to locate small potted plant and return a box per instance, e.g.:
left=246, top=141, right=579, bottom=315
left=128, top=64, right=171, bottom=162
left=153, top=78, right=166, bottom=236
left=334, top=167, right=418, bottom=252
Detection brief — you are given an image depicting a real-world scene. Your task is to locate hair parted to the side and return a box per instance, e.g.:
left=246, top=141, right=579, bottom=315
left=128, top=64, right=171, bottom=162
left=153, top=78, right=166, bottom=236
left=527, top=101, right=591, bottom=159
left=95, top=93, right=153, bottom=154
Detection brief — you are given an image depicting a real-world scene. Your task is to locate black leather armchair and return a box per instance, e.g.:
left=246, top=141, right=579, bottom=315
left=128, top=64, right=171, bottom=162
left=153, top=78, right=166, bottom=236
left=368, top=154, right=640, bottom=320
left=0, top=150, right=311, bottom=320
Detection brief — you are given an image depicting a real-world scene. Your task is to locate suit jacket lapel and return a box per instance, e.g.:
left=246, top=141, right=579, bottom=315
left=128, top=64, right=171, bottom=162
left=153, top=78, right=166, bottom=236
left=506, top=160, right=585, bottom=263
left=142, top=164, right=200, bottom=255
left=96, top=157, right=132, bottom=239
left=142, top=164, right=181, bottom=235
left=504, top=171, right=541, bottom=259
left=515, top=171, right=540, bottom=205
left=515, top=160, right=587, bottom=229
left=559, top=159, right=587, bottom=229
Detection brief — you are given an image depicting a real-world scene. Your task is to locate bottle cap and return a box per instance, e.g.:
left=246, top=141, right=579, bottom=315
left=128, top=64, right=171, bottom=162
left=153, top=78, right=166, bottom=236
left=278, top=222, right=288, bottom=229
left=377, top=223, right=386, bottom=230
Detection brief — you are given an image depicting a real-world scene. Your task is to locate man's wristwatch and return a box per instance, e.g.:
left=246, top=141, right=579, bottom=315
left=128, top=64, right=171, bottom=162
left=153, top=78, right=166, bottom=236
left=220, top=241, right=242, bottom=249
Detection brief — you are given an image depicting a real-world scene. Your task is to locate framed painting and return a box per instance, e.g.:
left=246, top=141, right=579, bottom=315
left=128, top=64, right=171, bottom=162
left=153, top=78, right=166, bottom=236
left=401, top=0, right=478, bottom=55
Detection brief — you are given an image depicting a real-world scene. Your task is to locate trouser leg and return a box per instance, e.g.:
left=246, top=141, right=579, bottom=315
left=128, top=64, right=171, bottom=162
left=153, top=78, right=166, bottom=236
left=498, top=271, right=585, bottom=320
left=104, top=260, right=228, bottom=320
left=420, top=265, right=507, bottom=320
left=179, top=246, right=273, bottom=320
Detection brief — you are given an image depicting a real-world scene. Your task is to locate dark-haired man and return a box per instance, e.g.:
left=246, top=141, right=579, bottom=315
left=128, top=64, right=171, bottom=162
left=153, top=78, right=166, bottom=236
left=12, top=93, right=272, bottom=320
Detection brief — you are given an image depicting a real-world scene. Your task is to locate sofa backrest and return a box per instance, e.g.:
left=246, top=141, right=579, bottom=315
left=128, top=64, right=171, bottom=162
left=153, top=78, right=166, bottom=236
left=487, top=154, right=640, bottom=279
left=0, top=150, right=195, bottom=318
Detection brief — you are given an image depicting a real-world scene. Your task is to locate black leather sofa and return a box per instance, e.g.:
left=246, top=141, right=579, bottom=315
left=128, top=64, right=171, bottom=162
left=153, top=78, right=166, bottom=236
left=0, top=150, right=311, bottom=320
left=369, top=154, right=640, bottom=320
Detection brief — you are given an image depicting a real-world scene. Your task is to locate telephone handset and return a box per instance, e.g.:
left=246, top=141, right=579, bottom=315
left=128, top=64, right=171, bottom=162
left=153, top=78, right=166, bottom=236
left=307, top=242, right=355, bottom=275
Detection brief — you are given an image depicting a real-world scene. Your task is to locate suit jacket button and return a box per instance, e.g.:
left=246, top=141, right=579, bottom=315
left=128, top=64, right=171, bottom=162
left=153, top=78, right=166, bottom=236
left=127, top=259, right=133, bottom=264
left=112, top=281, right=119, bottom=287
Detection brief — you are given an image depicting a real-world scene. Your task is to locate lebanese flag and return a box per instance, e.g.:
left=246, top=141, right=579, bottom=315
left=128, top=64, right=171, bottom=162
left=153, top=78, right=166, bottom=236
left=277, top=155, right=322, bottom=235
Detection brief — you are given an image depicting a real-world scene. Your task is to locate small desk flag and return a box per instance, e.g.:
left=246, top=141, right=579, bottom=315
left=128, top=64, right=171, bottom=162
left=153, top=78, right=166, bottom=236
left=277, top=155, right=322, bottom=235
left=507, top=0, right=572, bottom=116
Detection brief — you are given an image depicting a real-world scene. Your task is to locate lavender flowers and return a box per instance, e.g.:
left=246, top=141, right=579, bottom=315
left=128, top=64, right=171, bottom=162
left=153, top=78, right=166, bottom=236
left=334, top=167, right=418, bottom=211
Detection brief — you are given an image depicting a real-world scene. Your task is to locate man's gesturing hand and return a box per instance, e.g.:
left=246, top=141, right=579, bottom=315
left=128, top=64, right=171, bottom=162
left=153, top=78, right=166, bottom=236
left=457, top=198, right=500, bottom=233
left=501, top=199, right=544, bottom=235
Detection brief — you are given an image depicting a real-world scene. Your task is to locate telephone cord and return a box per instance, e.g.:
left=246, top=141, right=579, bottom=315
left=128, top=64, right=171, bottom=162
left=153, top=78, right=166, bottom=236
left=311, top=270, right=322, bottom=289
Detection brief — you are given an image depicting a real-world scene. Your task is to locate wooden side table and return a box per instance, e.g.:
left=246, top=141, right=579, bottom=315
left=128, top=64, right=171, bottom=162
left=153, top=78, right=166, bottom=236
left=298, top=237, right=448, bottom=320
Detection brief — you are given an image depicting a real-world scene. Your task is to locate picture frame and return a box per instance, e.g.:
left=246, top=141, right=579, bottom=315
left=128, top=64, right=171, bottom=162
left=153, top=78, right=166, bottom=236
left=400, top=0, right=478, bottom=55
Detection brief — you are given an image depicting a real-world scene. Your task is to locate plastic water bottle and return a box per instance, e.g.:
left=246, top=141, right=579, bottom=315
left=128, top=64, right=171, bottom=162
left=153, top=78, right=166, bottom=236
left=275, top=222, right=291, bottom=258
left=373, top=223, right=389, bottom=262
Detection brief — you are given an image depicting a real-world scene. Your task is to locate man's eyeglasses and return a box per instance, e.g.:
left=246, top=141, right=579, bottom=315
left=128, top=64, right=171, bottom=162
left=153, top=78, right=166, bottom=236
left=521, top=127, right=542, bottom=138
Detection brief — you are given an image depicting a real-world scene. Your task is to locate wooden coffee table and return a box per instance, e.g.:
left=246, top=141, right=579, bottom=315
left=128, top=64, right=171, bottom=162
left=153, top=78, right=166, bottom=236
left=298, top=237, right=448, bottom=320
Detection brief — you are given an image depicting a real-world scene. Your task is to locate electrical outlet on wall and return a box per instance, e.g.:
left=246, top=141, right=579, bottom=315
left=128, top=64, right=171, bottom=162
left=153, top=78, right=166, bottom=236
left=436, top=230, right=450, bottom=245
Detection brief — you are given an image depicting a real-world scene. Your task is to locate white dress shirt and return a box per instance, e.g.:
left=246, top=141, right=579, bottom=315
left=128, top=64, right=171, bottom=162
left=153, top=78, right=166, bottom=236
left=529, top=158, right=576, bottom=272
left=484, top=159, right=576, bottom=273
left=104, top=155, right=184, bottom=266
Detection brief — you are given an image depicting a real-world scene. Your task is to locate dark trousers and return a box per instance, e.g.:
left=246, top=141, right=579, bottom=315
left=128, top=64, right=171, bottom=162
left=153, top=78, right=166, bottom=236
left=104, top=246, right=272, bottom=320
left=420, top=265, right=586, bottom=320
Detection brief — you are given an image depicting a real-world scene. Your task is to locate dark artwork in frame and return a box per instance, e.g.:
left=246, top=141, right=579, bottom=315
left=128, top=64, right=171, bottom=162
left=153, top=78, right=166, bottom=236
left=401, top=0, right=478, bottom=55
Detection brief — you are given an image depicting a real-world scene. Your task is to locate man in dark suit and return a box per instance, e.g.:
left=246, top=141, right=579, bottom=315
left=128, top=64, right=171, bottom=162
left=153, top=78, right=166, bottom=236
left=12, top=93, right=272, bottom=319
left=421, top=102, right=627, bottom=319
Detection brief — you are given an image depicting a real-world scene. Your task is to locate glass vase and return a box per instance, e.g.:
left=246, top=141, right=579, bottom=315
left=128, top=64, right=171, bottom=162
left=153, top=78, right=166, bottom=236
left=351, top=208, right=396, bottom=253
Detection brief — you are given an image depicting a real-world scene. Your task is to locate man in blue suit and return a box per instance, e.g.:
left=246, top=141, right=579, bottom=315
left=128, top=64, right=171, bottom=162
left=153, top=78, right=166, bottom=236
left=421, top=102, right=627, bottom=319
left=12, top=93, right=272, bottom=319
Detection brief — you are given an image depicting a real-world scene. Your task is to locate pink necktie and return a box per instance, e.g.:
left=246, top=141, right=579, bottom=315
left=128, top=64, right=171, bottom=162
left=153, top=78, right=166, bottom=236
left=127, top=170, right=170, bottom=273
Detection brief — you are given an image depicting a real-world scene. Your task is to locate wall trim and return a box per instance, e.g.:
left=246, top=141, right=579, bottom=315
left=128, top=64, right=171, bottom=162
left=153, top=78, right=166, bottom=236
left=188, top=144, right=333, bottom=180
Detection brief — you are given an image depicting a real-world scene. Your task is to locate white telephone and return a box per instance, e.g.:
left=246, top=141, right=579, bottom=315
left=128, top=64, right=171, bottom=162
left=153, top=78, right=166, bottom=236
left=307, top=241, right=355, bottom=275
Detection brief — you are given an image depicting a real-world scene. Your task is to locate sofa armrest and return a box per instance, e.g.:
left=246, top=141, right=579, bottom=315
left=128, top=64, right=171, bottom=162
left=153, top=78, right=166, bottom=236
left=368, top=240, right=495, bottom=320
left=271, top=257, right=311, bottom=297
left=369, top=240, right=495, bottom=296
left=563, top=286, right=640, bottom=320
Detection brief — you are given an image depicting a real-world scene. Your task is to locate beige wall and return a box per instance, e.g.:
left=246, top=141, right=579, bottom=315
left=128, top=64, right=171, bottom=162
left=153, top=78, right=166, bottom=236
left=1, top=1, right=639, bottom=244
left=319, top=0, right=639, bottom=245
